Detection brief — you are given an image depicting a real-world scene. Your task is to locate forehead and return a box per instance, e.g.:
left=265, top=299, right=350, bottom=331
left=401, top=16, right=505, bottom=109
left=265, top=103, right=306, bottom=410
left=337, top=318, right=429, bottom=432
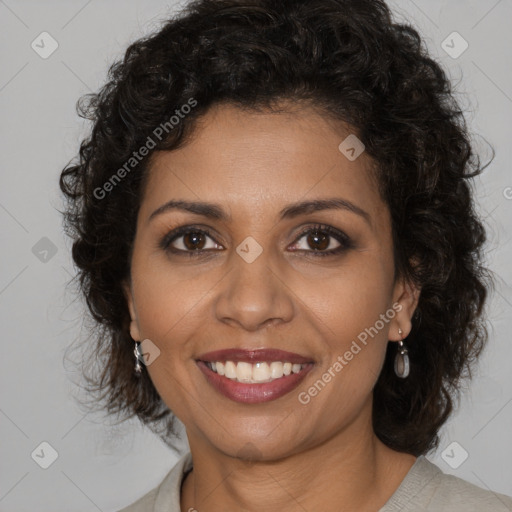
left=139, top=103, right=386, bottom=226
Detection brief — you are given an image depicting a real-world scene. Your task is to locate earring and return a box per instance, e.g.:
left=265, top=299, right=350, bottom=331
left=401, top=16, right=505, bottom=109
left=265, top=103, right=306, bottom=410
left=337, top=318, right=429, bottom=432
left=134, top=341, right=142, bottom=376
left=394, top=328, right=410, bottom=378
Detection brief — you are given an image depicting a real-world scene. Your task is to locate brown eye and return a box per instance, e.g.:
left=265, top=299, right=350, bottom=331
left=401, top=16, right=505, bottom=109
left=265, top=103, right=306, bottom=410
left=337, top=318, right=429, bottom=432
left=293, top=229, right=341, bottom=253
left=306, top=231, right=331, bottom=251
left=182, top=231, right=207, bottom=250
left=160, top=226, right=224, bottom=256
left=289, top=224, right=353, bottom=257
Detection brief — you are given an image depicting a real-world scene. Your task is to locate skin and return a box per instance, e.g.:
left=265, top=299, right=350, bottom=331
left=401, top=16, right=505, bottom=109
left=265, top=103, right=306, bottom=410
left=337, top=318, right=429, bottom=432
left=123, top=102, right=421, bottom=512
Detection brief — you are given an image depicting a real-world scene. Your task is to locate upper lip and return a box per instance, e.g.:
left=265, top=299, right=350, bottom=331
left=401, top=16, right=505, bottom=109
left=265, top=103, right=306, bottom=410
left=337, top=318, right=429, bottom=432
left=197, top=348, right=314, bottom=364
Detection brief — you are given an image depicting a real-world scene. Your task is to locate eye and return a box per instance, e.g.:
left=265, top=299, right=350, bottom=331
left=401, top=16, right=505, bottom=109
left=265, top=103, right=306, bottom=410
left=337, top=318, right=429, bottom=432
left=159, top=223, right=353, bottom=258
left=289, top=224, right=353, bottom=257
left=159, top=226, right=223, bottom=256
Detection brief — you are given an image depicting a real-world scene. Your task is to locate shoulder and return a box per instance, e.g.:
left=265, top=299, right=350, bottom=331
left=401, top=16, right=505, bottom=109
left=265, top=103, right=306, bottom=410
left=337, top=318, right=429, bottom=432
left=381, top=455, right=512, bottom=512
left=117, top=488, right=158, bottom=512
left=116, top=452, right=193, bottom=512
left=427, top=466, right=512, bottom=511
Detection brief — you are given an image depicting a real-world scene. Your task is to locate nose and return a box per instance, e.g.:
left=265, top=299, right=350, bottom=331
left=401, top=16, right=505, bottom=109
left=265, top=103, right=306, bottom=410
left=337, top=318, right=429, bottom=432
left=213, top=246, right=295, bottom=332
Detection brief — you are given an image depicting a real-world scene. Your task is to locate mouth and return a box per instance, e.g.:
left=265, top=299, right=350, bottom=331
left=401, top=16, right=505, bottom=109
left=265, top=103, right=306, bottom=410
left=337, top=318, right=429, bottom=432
left=196, top=348, right=314, bottom=404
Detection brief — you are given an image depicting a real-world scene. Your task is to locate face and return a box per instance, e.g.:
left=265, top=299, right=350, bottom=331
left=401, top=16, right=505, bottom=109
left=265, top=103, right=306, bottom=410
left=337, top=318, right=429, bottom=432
left=123, top=102, right=419, bottom=460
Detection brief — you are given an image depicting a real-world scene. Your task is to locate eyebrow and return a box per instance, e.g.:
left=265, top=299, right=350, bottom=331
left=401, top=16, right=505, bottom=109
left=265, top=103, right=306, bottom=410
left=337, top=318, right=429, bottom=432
left=147, top=198, right=371, bottom=226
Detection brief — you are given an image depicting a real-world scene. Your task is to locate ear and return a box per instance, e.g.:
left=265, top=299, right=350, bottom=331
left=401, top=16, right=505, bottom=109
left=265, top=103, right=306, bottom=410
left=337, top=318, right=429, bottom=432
left=122, top=279, right=141, bottom=342
left=388, top=273, right=421, bottom=341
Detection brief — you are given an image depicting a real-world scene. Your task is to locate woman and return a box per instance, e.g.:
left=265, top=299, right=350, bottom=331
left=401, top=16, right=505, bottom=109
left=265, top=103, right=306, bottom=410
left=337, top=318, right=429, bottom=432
left=59, top=0, right=512, bottom=510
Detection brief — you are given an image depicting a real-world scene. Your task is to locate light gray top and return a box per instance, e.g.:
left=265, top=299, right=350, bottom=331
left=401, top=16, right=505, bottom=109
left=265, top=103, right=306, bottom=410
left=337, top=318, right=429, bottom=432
left=118, top=452, right=512, bottom=511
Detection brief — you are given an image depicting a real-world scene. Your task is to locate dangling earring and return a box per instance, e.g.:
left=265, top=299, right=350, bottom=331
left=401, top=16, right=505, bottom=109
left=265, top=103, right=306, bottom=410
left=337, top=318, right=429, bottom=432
left=134, top=341, right=142, bottom=376
left=394, top=328, right=410, bottom=378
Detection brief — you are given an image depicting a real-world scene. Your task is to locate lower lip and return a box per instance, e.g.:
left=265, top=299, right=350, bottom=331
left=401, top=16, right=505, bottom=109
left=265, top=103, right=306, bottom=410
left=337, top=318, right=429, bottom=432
left=197, top=361, right=314, bottom=404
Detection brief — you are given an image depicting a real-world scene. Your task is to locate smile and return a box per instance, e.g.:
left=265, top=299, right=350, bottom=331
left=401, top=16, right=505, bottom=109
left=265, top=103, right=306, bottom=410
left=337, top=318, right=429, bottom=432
left=205, top=360, right=307, bottom=383
left=196, top=348, right=314, bottom=404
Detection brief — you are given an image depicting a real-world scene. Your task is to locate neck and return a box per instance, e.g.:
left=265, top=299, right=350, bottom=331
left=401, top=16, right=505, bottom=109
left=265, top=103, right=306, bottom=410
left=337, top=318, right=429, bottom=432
left=180, top=405, right=416, bottom=512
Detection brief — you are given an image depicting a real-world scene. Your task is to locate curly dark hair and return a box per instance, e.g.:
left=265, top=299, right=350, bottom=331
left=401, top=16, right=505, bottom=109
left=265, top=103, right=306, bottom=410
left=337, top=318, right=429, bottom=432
left=59, top=0, right=493, bottom=456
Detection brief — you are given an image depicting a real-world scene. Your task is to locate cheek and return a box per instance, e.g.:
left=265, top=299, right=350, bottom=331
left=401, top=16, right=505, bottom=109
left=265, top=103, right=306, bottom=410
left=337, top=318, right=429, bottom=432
left=294, top=265, right=394, bottom=427
left=129, top=259, right=204, bottom=415
left=130, top=254, right=210, bottom=346
left=293, top=256, right=395, bottom=416
left=301, top=255, right=394, bottom=348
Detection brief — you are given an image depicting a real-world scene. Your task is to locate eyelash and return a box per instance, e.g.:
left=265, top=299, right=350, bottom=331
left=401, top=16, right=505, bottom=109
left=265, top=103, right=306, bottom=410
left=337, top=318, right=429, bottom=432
left=159, top=224, right=354, bottom=258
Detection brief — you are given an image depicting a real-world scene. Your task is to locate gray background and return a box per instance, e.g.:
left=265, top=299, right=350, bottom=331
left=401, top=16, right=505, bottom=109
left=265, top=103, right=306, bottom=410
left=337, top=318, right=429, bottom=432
left=0, top=0, right=511, bottom=510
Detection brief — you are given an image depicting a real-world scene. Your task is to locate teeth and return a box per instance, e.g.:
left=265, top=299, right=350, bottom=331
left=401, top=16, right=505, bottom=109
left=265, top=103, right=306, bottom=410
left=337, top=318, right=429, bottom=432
left=253, top=362, right=271, bottom=382
left=270, top=361, right=284, bottom=379
left=236, top=362, right=253, bottom=383
left=292, top=363, right=301, bottom=374
left=205, top=360, right=308, bottom=383
left=225, top=361, right=237, bottom=379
